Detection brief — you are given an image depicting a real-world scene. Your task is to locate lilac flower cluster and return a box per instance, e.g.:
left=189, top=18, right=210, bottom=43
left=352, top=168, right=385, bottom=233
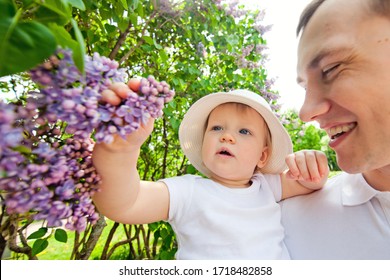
left=0, top=101, right=100, bottom=231
left=0, top=48, right=175, bottom=232
left=0, top=102, right=25, bottom=178
left=29, top=49, right=127, bottom=140
left=31, top=48, right=174, bottom=144
left=95, top=75, right=175, bottom=143
left=0, top=102, right=23, bottom=158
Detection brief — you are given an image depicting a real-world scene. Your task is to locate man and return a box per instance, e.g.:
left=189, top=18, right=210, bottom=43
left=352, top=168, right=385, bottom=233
left=281, top=0, right=390, bottom=259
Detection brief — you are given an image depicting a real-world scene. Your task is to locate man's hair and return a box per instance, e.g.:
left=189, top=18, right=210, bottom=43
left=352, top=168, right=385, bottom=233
left=296, top=0, right=390, bottom=37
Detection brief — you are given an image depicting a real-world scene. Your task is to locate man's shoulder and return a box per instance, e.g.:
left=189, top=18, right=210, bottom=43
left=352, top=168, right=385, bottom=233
left=280, top=171, right=369, bottom=214
left=280, top=172, right=350, bottom=207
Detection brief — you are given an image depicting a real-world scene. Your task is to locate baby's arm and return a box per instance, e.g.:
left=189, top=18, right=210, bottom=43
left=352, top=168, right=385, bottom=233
left=280, top=150, right=329, bottom=200
left=92, top=82, right=169, bottom=225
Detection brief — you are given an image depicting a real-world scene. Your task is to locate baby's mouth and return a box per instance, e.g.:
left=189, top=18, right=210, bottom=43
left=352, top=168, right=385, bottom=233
left=217, top=148, right=234, bottom=157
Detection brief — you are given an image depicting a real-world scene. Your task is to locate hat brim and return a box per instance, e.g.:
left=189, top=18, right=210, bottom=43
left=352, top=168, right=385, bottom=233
left=179, top=90, right=293, bottom=177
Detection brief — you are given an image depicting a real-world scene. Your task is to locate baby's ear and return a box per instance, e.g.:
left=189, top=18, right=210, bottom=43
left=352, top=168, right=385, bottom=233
left=257, top=146, right=269, bottom=169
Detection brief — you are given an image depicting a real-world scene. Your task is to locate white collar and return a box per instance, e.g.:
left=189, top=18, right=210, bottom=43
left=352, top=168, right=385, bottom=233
left=341, top=173, right=379, bottom=206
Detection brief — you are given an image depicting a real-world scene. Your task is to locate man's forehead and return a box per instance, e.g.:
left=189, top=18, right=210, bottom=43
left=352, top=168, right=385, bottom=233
left=296, top=0, right=365, bottom=71
left=299, top=0, right=367, bottom=36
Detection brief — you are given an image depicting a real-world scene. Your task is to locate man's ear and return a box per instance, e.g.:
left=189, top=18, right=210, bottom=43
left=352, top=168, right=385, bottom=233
left=257, top=146, right=269, bottom=169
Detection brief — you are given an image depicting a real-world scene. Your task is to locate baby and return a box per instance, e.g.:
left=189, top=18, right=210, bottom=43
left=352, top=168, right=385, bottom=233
left=92, top=84, right=329, bottom=259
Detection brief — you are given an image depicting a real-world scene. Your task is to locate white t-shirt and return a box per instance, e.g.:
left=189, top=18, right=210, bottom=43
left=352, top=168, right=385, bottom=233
left=281, top=172, right=390, bottom=259
left=161, top=173, right=290, bottom=260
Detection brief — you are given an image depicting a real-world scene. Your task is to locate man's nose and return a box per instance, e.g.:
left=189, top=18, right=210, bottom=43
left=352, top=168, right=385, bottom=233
left=299, top=86, right=331, bottom=122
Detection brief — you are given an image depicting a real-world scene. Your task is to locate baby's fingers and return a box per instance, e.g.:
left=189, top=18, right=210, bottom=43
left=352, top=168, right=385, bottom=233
left=128, top=78, right=141, bottom=92
left=315, top=151, right=330, bottom=178
left=302, top=151, right=323, bottom=182
left=286, top=151, right=321, bottom=182
left=101, top=82, right=135, bottom=105
left=101, top=89, right=121, bottom=105
left=110, top=82, right=133, bottom=99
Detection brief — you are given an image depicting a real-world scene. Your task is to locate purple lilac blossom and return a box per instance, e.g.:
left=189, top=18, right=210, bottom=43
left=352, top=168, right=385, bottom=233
left=1, top=48, right=175, bottom=232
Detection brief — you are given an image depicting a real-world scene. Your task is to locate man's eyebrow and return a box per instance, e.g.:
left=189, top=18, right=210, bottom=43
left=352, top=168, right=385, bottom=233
left=296, top=50, right=334, bottom=84
left=310, top=47, right=351, bottom=69
left=296, top=47, right=352, bottom=84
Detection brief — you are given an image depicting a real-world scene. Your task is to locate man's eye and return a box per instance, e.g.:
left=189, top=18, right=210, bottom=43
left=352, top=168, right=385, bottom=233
left=322, top=64, right=340, bottom=78
left=239, top=129, right=251, bottom=135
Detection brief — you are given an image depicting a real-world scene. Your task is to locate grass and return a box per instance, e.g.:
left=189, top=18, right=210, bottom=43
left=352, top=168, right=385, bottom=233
left=28, top=219, right=130, bottom=260
left=8, top=219, right=174, bottom=260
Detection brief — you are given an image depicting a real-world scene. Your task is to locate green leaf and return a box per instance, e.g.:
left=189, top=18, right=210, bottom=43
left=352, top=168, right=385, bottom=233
left=226, top=34, right=239, bottom=47
left=159, top=49, right=168, bottom=63
left=131, top=0, right=139, bottom=10
left=54, top=228, right=68, bottom=243
left=188, top=66, right=201, bottom=75
left=39, top=0, right=71, bottom=19
left=118, top=18, right=129, bottom=33
left=104, top=23, right=117, bottom=34
left=70, top=18, right=85, bottom=73
left=169, top=117, right=180, bottom=130
left=13, top=145, right=32, bottom=154
left=21, top=0, right=34, bottom=6
left=100, top=7, right=112, bottom=20
left=119, top=0, right=128, bottom=10
left=154, top=41, right=162, bottom=50
left=35, top=6, right=69, bottom=25
left=160, top=228, right=169, bottom=238
left=159, top=250, right=175, bottom=260
left=67, top=0, right=86, bottom=10
left=27, top=228, right=48, bottom=240
left=0, top=15, right=56, bottom=76
left=32, top=239, right=49, bottom=256
left=148, top=222, right=159, bottom=232
left=48, top=23, right=85, bottom=74
left=136, top=2, right=143, bottom=17
left=129, top=13, right=138, bottom=27
left=153, top=229, right=160, bottom=239
left=49, top=23, right=74, bottom=46
left=186, top=165, right=198, bottom=175
left=142, top=35, right=154, bottom=45
left=172, top=77, right=185, bottom=88
left=0, top=0, right=16, bottom=18
left=140, top=44, right=153, bottom=52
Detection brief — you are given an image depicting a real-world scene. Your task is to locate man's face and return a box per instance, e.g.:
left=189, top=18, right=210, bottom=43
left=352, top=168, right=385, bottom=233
left=296, top=0, right=390, bottom=174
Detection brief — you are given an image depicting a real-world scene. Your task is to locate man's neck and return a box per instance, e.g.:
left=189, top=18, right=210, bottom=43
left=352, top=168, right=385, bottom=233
left=363, top=166, right=390, bottom=192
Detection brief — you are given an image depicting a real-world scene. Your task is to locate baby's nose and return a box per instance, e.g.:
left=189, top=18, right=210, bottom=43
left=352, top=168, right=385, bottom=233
left=220, top=133, right=235, bottom=144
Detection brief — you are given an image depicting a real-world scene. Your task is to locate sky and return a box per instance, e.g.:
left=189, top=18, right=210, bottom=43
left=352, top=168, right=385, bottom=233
left=244, top=0, right=312, bottom=111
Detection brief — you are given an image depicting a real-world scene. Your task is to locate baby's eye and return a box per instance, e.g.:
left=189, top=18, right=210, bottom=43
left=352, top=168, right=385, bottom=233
left=211, top=125, right=222, bottom=131
left=239, top=128, right=251, bottom=135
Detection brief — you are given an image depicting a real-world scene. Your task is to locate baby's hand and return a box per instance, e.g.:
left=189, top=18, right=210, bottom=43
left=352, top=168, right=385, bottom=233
left=97, top=79, right=154, bottom=152
left=101, top=78, right=141, bottom=105
left=285, top=150, right=329, bottom=189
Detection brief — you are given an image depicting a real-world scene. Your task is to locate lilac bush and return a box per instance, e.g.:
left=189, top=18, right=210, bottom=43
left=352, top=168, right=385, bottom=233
left=0, top=48, right=175, bottom=232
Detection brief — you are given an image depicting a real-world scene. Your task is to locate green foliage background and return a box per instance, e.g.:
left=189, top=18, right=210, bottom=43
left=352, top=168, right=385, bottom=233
left=0, top=0, right=338, bottom=260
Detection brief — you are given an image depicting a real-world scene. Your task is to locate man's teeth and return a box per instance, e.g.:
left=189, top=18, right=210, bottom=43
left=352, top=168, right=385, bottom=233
left=327, top=123, right=356, bottom=139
